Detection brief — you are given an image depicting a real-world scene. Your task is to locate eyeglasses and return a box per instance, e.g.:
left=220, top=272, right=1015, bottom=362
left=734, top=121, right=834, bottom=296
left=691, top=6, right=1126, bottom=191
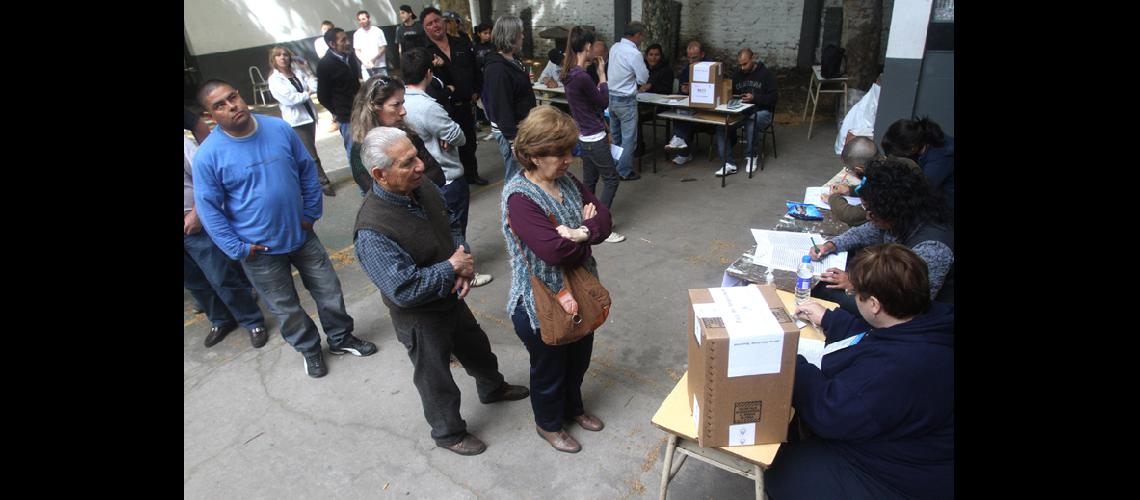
left=367, top=75, right=395, bottom=102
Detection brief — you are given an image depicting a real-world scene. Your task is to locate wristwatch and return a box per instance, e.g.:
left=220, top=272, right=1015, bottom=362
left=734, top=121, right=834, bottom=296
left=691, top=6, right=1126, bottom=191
left=579, top=225, right=590, bottom=239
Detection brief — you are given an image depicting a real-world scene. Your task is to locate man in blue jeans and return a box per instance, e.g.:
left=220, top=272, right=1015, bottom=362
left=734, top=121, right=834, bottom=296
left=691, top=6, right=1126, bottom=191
left=607, top=21, right=651, bottom=181
left=713, top=48, right=778, bottom=177
left=184, top=136, right=267, bottom=349
left=193, top=80, right=377, bottom=378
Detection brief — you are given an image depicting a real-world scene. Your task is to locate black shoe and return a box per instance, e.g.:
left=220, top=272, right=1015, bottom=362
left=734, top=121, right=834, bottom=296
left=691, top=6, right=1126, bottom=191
left=322, top=184, right=336, bottom=196
left=470, top=176, right=490, bottom=186
left=440, top=434, right=487, bottom=456
left=480, top=383, right=531, bottom=403
left=329, top=334, right=378, bottom=357
left=249, top=327, right=268, bottom=348
left=303, top=350, right=327, bottom=378
left=620, top=172, right=641, bottom=181
left=204, top=323, right=236, bottom=348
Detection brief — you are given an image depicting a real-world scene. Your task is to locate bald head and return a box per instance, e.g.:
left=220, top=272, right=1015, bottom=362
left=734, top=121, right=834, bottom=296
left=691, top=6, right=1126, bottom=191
left=841, top=136, right=880, bottom=174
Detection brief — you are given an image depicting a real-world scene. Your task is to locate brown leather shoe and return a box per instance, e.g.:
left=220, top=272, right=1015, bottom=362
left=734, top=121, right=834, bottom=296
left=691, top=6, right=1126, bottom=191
left=480, top=383, right=530, bottom=403
left=572, top=413, right=605, bottom=432
left=536, top=426, right=581, bottom=453
left=440, top=434, right=486, bottom=456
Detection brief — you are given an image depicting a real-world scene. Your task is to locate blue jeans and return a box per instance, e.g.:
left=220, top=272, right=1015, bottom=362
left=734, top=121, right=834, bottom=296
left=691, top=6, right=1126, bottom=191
left=716, top=110, right=773, bottom=165
left=338, top=121, right=353, bottom=168
left=441, top=178, right=470, bottom=238
left=239, top=230, right=353, bottom=354
left=608, top=94, right=639, bottom=177
left=496, top=131, right=522, bottom=182
left=184, top=231, right=265, bottom=330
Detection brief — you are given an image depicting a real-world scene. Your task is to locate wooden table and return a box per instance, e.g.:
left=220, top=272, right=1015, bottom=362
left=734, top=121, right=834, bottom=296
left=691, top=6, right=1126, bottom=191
left=725, top=211, right=850, bottom=292
left=651, top=290, right=830, bottom=500
left=532, top=83, right=568, bottom=105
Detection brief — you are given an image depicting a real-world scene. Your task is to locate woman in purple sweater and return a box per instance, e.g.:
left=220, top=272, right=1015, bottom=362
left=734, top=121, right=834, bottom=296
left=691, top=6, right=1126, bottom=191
left=559, top=26, right=625, bottom=243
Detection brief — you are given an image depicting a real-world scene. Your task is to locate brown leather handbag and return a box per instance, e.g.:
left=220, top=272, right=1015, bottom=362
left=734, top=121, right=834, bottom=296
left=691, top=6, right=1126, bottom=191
left=508, top=215, right=612, bottom=346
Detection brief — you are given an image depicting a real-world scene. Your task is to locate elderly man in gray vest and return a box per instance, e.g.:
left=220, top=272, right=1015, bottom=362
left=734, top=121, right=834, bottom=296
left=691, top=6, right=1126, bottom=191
left=353, top=126, right=530, bottom=456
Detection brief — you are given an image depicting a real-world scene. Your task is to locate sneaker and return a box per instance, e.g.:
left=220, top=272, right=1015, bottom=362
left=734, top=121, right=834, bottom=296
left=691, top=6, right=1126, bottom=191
left=303, top=351, right=328, bottom=378
left=204, top=323, right=236, bottom=348
left=745, top=157, right=760, bottom=174
left=672, top=154, right=692, bottom=166
left=714, top=164, right=738, bottom=177
left=329, top=333, right=378, bottom=357
left=620, top=172, right=642, bottom=181
left=249, top=326, right=268, bottom=348
left=664, top=136, right=688, bottom=151
left=482, top=132, right=496, bottom=141
left=604, top=231, right=626, bottom=243
left=471, top=273, right=493, bottom=287
left=321, top=184, right=336, bottom=196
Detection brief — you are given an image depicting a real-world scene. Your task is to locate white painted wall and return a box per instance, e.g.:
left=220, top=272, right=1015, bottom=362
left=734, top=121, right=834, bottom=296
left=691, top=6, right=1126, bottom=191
left=184, top=0, right=403, bottom=55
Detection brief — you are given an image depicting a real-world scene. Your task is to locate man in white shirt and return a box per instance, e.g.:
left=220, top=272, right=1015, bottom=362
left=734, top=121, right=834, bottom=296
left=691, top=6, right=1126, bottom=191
left=607, top=21, right=651, bottom=181
left=354, top=10, right=388, bottom=79
left=314, top=20, right=333, bottom=59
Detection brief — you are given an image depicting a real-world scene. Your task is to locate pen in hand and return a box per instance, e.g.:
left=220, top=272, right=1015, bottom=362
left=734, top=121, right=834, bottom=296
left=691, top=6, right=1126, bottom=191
left=811, top=237, right=821, bottom=258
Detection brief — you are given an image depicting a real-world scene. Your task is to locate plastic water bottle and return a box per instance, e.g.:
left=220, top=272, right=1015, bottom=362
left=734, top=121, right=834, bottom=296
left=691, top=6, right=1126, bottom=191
left=795, top=255, right=813, bottom=305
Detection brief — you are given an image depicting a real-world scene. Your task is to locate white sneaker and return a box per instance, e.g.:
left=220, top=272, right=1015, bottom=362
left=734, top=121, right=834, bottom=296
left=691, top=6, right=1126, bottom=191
left=672, top=154, right=692, bottom=165
left=604, top=231, right=626, bottom=243
left=714, top=164, right=738, bottom=177
left=471, top=273, right=493, bottom=287
left=745, top=157, right=758, bottom=174
left=664, top=136, right=688, bottom=151
left=482, top=132, right=496, bottom=141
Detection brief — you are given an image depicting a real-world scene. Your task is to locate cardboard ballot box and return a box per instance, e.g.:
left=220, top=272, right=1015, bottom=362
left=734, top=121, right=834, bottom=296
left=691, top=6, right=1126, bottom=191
left=688, top=61, right=729, bottom=109
left=687, top=284, right=800, bottom=448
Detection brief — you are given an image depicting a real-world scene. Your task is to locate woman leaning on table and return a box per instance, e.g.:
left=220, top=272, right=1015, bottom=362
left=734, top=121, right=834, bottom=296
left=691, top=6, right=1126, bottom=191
left=764, top=243, right=954, bottom=500
left=348, top=75, right=445, bottom=195
left=266, top=45, right=335, bottom=196
left=500, top=105, right=613, bottom=453
left=809, top=156, right=954, bottom=313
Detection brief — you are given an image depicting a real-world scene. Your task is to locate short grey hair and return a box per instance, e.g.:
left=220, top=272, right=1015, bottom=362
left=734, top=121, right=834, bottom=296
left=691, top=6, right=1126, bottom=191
left=624, top=21, right=645, bottom=37
left=841, top=136, right=880, bottom=170
left=360, top=126, right=412, bottom=174
left=492, top=14, right=524, bottom=52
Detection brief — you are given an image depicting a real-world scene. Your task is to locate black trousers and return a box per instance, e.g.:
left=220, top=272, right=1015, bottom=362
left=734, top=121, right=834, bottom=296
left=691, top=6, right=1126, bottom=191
left=451, top=100, right=481, bottom=182
left=390, top=302, right=506, bottom=446
left=510, top=302, right=594, bottom=432
left=764, top=439, right=908, bottom=500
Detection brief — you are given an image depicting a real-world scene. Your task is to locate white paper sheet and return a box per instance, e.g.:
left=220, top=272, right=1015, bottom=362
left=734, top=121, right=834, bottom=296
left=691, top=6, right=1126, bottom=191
left=692, top=61, right=715, bottom=82
left=750, top=229, right=848, bottom=275
left=803, top=186, right=831, bottom=210
left=610, top=144, right=623, bottom=162
left=708, top=287, right=785, bottom=377
left=797, top=338, right=825, bottom=369
left=692, top=302, right=723, bottom=346
left=728, top=423, right=756, bottom=446
left=690, top=82, right=716, bottom=104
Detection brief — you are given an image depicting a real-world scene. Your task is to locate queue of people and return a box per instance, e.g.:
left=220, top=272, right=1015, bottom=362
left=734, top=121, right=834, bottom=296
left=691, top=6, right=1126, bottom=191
left=186, top=11, right=954, bottom=495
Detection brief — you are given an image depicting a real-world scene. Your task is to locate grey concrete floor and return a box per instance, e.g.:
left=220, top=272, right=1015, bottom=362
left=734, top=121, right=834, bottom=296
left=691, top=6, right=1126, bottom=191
left=184, top=106, right=845, bottom=499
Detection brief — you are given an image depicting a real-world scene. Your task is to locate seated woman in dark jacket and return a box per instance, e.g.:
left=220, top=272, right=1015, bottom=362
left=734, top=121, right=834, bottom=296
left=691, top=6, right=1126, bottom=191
left=765, top=243, right=955, bottom=500
left=882, top=117, right=954, bottom=210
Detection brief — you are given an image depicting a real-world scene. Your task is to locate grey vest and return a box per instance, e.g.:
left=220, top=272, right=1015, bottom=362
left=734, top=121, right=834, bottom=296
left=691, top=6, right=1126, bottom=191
left=354, top=186, right=457, bottom=313
left=904, top=221, right=954, bottom=304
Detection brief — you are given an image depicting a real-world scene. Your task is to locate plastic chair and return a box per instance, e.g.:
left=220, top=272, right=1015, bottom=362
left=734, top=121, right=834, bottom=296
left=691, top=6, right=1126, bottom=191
left=802, top=64, right=848, bottom=140
left=248, top=66, right=272, bottom=106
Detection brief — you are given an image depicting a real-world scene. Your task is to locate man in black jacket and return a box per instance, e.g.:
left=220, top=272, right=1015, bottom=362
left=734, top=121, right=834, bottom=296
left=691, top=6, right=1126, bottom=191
left=713, top=48, right=777, bottom=177
left=422, top=7, right=489, bottom=186
left=481, top=14, right=535, bottom=182
left=316, top=28, right=362, bottom=164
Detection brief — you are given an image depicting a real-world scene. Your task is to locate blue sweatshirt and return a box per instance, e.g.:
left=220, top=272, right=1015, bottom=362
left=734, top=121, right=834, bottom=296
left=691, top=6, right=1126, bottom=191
left=919, top=136, right=955, bottom=210
left=794, top=302, right=955, bottom=500
left=192, top=115, right=322, bottom=260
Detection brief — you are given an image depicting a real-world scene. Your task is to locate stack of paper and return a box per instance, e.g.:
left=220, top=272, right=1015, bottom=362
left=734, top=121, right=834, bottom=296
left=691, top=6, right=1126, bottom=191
left=749, top=229, right=848, bottom=275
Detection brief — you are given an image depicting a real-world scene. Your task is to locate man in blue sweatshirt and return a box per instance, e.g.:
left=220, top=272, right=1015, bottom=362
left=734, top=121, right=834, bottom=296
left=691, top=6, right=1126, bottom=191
left=192, top=80, right=377, bottom=378
left=766, top=243, right=954, bottom=500
left=714, top=48, right=777, bottom=177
